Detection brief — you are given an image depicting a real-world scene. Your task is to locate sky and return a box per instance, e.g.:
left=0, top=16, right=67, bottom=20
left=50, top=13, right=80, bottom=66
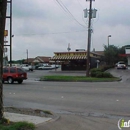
left=4, top=0, right=130, bottom=60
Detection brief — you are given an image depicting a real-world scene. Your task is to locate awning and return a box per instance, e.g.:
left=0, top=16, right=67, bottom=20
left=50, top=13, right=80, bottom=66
left=51, top=55, right=87, bottom=60
left=119, top=54, right=130, bottom=57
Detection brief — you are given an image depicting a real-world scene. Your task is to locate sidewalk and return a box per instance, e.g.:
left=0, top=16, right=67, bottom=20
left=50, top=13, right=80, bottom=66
left=4, top=112, right=52, bottom=129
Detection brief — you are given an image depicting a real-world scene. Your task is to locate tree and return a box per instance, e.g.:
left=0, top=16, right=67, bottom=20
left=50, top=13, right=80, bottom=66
left=0, top=0, right=7, bottom=120
left=104, top=44, right=129, bottom=65
left=104, top=45, right=119, bottom=65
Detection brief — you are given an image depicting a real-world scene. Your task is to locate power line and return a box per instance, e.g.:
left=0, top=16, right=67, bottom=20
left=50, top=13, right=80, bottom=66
left=76, top=0, right=84, bottom=9
left=55, top=0, right=87, bottom=28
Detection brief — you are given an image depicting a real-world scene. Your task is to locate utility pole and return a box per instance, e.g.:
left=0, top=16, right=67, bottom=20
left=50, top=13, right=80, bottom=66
left=86, top=0, right=93, bottom=77
left=0, top=0, right=7, bottom=120
left=27, top=49, right=28, bottom=64
left=84, top=0, right=97, bottom=76
left=108, top=35, right=111, bottom=47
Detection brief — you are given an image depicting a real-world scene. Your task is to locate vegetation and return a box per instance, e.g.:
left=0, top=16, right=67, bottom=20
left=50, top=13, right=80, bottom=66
left=42, top=110, right=53, bottom=115
left=104, top=45, right=119, bottom=65
left=8, top=59, right=25, bottom=64
left=0, top=119, right=35, bottom=130
left=103, top=44, right=130, bottom=65
left=90, top=68, right=113, bottom=78
left=41, top=75, right=119, bottom=82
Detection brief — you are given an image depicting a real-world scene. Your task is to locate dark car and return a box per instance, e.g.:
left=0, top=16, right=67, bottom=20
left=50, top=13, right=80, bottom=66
left=2, top=67, right=27, bottom=84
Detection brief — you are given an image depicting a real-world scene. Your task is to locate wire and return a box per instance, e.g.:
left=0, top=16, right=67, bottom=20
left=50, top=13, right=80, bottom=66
left=55, top=0, right=68, bottom=13
left=76, top=0, right=84, bottom=9
left=55, top=0, right=87, bottom=28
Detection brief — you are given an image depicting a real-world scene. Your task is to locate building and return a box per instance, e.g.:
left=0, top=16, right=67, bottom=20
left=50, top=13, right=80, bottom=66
left=125, top=47, right=130, bottom=68
left=51, top=50, right=104, bottom=71
left=24, top=58, right=35, bottom=64
left=24, top=56, right=51, bottom=65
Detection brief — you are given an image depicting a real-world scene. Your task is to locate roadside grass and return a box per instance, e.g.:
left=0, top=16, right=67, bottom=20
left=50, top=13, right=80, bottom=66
left=41, top=75, right=120, bottom=82
left=42, top=110, right=53, bottom=115
left=0, top=121, right=35, bottom=130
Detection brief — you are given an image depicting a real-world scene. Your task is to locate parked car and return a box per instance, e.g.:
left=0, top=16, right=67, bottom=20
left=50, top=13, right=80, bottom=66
left=116, top=61, right=127, bottom=69
left=38, top=64, right=55, bottom=70
left=21, top=64, right=33, bottom=71
left=2, top=67, right=27, bottom=84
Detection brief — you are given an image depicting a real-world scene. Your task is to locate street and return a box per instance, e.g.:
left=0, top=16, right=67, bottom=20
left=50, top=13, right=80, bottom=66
left=3, top=69, right=130, bottom=130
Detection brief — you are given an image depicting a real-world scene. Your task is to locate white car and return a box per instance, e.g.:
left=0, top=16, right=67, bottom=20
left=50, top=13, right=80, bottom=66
left=116, top=61, right=127, bottom=69
left=38, top=65, right=55, bottom=70
left=21, top=64, right=33, bottom=71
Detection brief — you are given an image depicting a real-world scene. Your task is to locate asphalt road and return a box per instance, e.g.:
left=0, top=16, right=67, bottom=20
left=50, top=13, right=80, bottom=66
left=3, top=68, right=130, bottom=130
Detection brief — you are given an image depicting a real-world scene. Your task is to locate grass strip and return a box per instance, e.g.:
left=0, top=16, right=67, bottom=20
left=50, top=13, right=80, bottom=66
left=41, top=75, right=120, bottom=82
left=0, top=121, right=35, bottom=130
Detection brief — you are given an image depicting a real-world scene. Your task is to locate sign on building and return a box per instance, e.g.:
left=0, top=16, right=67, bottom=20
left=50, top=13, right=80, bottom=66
left=4, top=30, right=8, bottom=36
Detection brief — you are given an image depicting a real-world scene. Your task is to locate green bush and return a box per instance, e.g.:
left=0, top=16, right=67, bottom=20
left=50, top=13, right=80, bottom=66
left=90, top=68, right=102, bottom=73
left=100, top=65, right=114, bottom=71
left=95, top=72, right=103, bottom=78
left=102, top=72, right=113, bottom=78
left=90, top=68, right=113, bottom=78
left=90, top=68, right=102, bottom=77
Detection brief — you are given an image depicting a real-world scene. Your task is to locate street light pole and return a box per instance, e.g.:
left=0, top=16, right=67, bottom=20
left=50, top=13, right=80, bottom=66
left=107, top=35, right=111, bottom=65
left=86, top=0, right=93, bottom=77
left=108, top=35, right=111, bottom=47
left=27, top=49, right=28, bottom=64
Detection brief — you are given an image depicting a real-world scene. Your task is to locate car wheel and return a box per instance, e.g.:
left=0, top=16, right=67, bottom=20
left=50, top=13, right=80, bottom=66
left=18, top=80, right=23, bottom=84
left=7, top=77, right=14, bottom=84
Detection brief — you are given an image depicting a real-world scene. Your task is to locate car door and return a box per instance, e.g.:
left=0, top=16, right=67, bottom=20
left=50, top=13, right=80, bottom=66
left=3, top=68, right=9, bottom=80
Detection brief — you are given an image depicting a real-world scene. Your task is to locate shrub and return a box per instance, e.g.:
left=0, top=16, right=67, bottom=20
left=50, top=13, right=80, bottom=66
left=90, top=68, right=114, bottom=78
left=90, top=68, right=102, bottom=77
left=90, top=68, right=102, bottom=73
left=95, top=72, right=103, bottom=78
left=100, top=65, right=114, bottom=71
left=102, top=72, right=113, bottom=78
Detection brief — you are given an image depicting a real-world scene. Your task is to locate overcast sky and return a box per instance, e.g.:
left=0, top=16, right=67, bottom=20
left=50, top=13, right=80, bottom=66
left=5, top=0, right=130, bottom=60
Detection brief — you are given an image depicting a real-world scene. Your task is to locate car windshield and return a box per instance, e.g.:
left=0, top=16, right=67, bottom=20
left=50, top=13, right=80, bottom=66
left=118, top=62, right=125, bottom=64
left=17, top=68, right=26, bottom=73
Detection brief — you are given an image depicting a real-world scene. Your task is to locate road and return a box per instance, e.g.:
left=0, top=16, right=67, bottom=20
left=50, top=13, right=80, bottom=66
left=3, top=68, right=130, bottom=130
